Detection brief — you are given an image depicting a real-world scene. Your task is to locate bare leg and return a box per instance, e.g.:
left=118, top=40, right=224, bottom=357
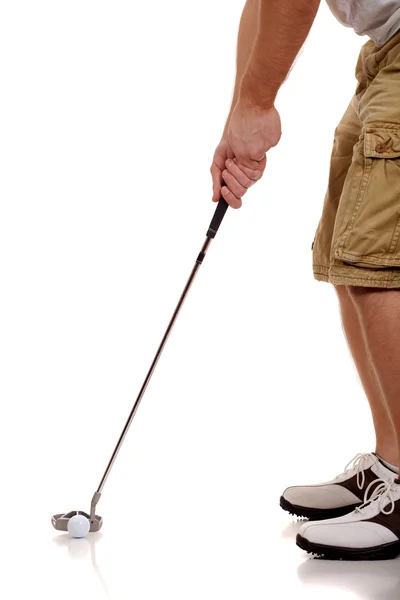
left=336, top=285, right=398, bottom=465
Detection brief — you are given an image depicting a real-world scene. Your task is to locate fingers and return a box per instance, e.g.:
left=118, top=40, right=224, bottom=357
left=213, top=162, right=243, bottom=208
left=221, top=169, right=247, bottom=199
left=224, top=157, right=265, bottom=187
left=210, top=162, right=222, bottom=202
left=235, top=155, right=264, bottom=170
left=221, top=156, right=266, bottom=204
left=221, top=184, right=242, bottom=209
left=210, top=141, right=266, bottom=209
left=247, top=154, right=266, bottom=177
left=210, top=140, right=233, bottom=203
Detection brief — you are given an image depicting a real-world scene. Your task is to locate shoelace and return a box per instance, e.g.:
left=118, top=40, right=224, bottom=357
left=354, top=477, right=398, bottom=516
left=338, top=452, right=373, bottom=490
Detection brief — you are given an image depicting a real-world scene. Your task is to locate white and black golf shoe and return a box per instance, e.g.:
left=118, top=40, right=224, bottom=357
left=296, top=477, right=400, bottom=560
left=280, top=453, right=398, bottom=520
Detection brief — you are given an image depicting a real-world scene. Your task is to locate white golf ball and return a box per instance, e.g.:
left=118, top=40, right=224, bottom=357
left=67, top=514, right=90, bottom=539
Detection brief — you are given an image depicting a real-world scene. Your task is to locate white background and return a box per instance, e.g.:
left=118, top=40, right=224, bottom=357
left=1, top=1, right=396, bottom=598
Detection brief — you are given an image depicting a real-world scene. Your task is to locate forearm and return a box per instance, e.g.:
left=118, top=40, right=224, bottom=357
left=222, top=0, right=260, bottom=137
left=240, top=0, right=321, bottom=108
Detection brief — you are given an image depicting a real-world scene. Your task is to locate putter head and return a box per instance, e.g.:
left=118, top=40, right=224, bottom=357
left=52, top=511, right=103, bottom=533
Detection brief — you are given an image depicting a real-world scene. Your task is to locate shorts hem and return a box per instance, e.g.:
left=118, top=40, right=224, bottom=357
left=313, top=264, right=400, bottom=288
left=313, top=265, right=330, bottom=283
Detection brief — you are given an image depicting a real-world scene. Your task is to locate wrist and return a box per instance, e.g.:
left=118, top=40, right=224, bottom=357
left=222, top=98, right=239, bottom=139
left=239, top=51, right=280, bottom=110
left=222, top=121, right=230, bottom=140
left=239, top=70, right=276, bottom=110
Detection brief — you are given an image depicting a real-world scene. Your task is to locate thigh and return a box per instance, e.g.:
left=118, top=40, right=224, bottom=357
left=312, top=98, right=362, bottom=278
left=331, top=38, right=400, bottom=270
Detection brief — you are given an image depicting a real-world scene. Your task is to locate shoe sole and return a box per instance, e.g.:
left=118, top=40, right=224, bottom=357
left=279, top=496, right=362, bottom=521
left=296, top=534, right=400, bottom=560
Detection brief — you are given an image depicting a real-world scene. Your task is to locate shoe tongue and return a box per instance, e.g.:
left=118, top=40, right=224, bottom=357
left=358, top=452, right=377, bottom=469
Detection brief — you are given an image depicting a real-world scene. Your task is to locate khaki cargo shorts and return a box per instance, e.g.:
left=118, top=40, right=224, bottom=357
left=313, top=29, right=400, bottom=288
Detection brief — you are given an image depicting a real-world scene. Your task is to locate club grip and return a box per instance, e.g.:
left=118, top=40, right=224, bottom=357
left=207, top=199, right=229, bottom=239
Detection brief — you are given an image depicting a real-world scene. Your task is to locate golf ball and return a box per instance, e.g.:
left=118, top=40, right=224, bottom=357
left=67, top=514, right=90, bottom=538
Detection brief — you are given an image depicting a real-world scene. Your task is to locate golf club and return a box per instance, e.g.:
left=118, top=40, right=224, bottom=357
left=52, top=197, right=229, bottom=533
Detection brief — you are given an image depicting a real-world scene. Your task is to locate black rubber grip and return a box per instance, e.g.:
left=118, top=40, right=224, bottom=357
left=207, top=199, right=229, bottom=239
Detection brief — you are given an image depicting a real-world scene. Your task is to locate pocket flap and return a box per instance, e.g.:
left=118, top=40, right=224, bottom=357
left=364, top=129, right=400, bottom=158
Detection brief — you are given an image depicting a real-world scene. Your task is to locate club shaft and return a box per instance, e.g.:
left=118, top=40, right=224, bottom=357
left=95, top=236, right=212, bottom=496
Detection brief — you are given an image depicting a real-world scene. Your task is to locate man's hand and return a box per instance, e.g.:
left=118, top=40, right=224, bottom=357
left=210, top=137, right=234, bottom=204
left=210, top=103, right=281, bottom=209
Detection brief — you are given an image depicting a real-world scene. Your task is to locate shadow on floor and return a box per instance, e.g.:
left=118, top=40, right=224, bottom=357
left=281, top=519, right=400, bottom=599
left=53, top=532, right=110, bottom=598
left=297, top=555, right=400, bottom=600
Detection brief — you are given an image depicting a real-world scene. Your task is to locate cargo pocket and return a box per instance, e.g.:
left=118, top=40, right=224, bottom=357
left=334, top=127, right=400, bottom=268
